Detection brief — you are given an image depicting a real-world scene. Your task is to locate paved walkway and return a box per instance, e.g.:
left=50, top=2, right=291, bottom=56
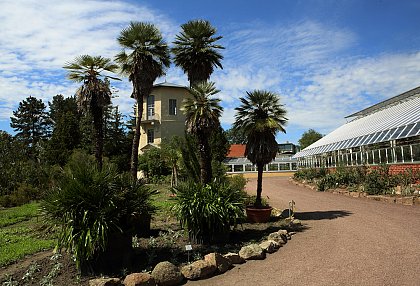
left=188, top=176, right=420, bottom=286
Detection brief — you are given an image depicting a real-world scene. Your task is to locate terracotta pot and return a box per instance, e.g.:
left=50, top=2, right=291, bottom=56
left=246, top=207, right=272, bottom=223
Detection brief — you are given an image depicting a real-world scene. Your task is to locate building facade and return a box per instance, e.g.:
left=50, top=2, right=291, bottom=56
left=225, top=143, right=298, bottom=174
left=293, top=86, right=420, bottom=173
left=138, top=82, right=191, bottom=153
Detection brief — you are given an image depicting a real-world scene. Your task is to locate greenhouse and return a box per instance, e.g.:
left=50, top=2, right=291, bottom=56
left=293, top=86, right=420, bottom=168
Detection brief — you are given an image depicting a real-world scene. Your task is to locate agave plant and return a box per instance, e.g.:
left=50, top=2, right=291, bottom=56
left=172, top=181, right=246, bottom=244
left=41, top=151, right=156, bottom=272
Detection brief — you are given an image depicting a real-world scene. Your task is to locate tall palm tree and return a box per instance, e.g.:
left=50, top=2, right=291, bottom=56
left=116, top=22, right=170, bottom=179
left=233, top=90, right=288, bottom=207
left=63, top=55, right=118, bottom=170
left=172, top=19, right=224, bottom=87
left=182, top=82, right=223, bottom=183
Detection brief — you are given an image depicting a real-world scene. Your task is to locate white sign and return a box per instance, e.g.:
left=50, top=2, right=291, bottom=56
left=185, top=244, right=192, bottom=251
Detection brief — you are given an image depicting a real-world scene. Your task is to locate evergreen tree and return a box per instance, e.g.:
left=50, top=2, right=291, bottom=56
left=298, top=129, right=323, bottom=149
left=45, top=95, right=81, bottom=166
left=103, top=105, right=131, bottom=171
left=10, top=96, right=51, bottom=157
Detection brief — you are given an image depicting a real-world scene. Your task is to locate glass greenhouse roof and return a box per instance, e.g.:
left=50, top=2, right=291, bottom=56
left=293, top=89, right=420, bottom=159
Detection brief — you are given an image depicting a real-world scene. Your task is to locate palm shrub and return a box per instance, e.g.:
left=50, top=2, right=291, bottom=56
left=41, top=151, right=156, bottom=272
left=172, top=181, right=246, bottom=244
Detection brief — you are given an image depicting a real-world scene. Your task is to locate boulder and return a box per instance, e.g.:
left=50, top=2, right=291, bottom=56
left=223, top=252, right=245, bottom=264
left=204, top=253, right=232, bottom=273
left=123, top=273, right=155, bottom=286
left=151, top=261, right=183, bottom=286
left=291, top=219, right=302, bottom=226
left=259, top=240, right=279, bottom=253
left=239, top=244, right=265, bottom=260
left=267, top=232, right=286, bottom=245
left=89, top=278, right=121, bottom=286
left=181, top=260, right=216, bottom=280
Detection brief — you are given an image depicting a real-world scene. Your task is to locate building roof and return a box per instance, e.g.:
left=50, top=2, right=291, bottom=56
left=227, top=144, right=246, bottom=158
left=153, top=82, right=187, bottom=89
left=293, top=87, right=420, bottom=159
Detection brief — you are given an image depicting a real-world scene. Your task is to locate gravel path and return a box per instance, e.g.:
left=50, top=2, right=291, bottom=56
left=187, top=176, right=420, bottom=286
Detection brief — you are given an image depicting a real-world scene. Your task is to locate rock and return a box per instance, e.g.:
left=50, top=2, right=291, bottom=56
left=259, top=240, right=279, bottom=253
left=123, top=273, right=155, bottom=286
left=89, top=278, right=121, bottom=286
left=239, top=244, right=266, bottom=260
left=151, top=261, right=183, bottom=286
left=289, top=231, right=297, bottom=236
left=291, top=219, right=302, bottom=226
left=204, top=253, right=232, bottom=273
left=267, top=232, right=286, bottom=244
left=181, top=260, right=216, bottom=280
left=223, top=252, right=245, bottom=264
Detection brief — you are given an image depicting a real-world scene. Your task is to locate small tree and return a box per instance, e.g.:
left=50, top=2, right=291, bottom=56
left=299, top=129, right=323, bottom=149
left=233, top=90, right=288, bottom=207
left=10, top=96, right=51, bottom=158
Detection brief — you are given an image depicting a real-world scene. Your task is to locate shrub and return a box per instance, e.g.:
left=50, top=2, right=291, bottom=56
left=363, top=165, right=391, bottom=195
left=41, top=152, right=156, bottom=272
left=293, top=167, right=328, bottom=182
left=227, top=174, right=248, bottom=192
left=172, top=181, right=246, bottom=244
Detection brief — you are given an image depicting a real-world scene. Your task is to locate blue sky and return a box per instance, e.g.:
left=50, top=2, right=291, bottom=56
left=1, top=0, right=419, bottom=144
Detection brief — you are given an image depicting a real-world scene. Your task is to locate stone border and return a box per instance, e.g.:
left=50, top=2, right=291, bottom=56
left=89, top=220, right=302, bottom=286
left=291, top=179, right=420, bottom=206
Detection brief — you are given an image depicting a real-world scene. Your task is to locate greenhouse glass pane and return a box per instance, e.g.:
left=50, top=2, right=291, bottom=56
left=407, top=123, right=420, bottom=137
left=412, top=144, right=420, bottom=161
left=398, top=123, right=416, bottom=139
left=379, top=149, right=387, bottom=164
left=390, top=126, right=406, bottom=140
left=395, top=147, right=403, bottom=162
left=369, top=131, right=384, bottom=144
left=382, top=127, right=398, bottom=141
left=373, top=150, right=380, bottom=164
left=403, top=146, right=412, bottom=162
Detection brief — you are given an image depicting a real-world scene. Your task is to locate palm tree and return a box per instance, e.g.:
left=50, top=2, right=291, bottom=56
left=182, top=82, right=223, bottom=183
left=63, top=55, right=118, bottom=170
left=172, top=19, right=224, bottom=87
left=116, top=22, right=170, bottom=179
left=233, top=90, right=288, bottom=207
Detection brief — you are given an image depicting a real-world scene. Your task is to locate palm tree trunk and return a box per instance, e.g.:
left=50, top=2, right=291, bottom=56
left=92, top=107, right=104, bottom=170
left=130, top=97, right=144, bottom=179
left=255, top=162, right=264, bottom=208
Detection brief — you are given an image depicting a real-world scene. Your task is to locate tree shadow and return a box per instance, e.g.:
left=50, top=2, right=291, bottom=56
left=294, top=210, right=352, bottom=221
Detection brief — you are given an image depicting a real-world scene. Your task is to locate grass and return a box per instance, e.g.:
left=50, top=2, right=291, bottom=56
left=150, top=184, right=177, bottom=221
left=0, top=202, right=56, bottom=267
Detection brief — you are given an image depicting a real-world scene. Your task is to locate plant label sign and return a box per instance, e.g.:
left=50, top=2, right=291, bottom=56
left=185, top=244, right=192, bottom=251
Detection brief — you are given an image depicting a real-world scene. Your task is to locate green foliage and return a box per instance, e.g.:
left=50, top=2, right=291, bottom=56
left=41, top=151, right=156, bottom=271
left=298, top=129, right=323, bottom=150
left=10, top=96, right=51, bottom=157
left=0, top=202, right=55, bottom=267
left=233, top=90, right=288, bottom=207
left=138, top=147, right=171, bottom=182
left=172, top=181, right=246, bottom=244
left=45, top=95, right=81, bottom=166
left=225, top=127, right=247, bottom=144
left=226, top=174, right=248, bottom=193
left=293, top=167, right=328, bottom=182
left=363, top=165, right=392, bottom=195
left=172, top=19, right=224, bottom=86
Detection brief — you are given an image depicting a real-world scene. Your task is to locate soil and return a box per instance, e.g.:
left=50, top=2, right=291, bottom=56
left=0, top=210, right=297, bottom=285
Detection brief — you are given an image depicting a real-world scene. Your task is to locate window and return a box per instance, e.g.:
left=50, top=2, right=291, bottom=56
left=169, top=99, right=177, bottom=115
left=147, top=95, right=155, bottom=119
left=147, top=129, right=154, bottom=144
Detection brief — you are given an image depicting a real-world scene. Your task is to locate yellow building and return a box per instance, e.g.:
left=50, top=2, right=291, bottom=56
left=139, top=82, right=191, bottom=153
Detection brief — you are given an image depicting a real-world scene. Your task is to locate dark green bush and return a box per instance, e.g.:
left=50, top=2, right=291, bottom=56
left=227, top=174, right=248, bottom=192
left=41, top=151, right=156, bottom=272
left=293, top=167, right=328, bottom=182
left=363, top=165, right=391, bottom=195
left=172, top=181, right=246, bottom=244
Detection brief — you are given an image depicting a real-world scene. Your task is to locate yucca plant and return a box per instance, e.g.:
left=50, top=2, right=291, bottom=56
left=41, top=151, right=156, bottom=272
left=172, top=181, right=246, bottom=244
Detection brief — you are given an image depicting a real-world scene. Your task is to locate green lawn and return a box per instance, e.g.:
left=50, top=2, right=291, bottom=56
left=0, top=202, right=56, bottom=266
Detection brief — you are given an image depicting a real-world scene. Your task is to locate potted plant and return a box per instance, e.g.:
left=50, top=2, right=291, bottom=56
left=244, top=195, right=272, bottom=223
left=233, top=90, right=288, bottom=223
